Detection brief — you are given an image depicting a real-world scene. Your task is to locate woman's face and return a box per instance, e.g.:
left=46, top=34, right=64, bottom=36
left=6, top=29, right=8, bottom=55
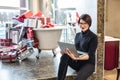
left=79, top=19, right=89, bottom=32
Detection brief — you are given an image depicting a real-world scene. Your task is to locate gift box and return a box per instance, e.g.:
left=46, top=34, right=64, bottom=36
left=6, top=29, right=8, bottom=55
left=16, top=46, right=27, bottom=55
left=0, top=39, right=12, bottom=46
left=24, top=18, right=37, bottom=28
left=16, top=11, right=33, bottom=22
left=0, top=51, right=18, bottom=62
left=27, top=28, right=34, bottom=38
left=0, top=45, right=19, bottom=53
left=42, top=23, right=54, bottom=28
left=37, top=19, right=42, bottom=28
left=39, top=17, right=50, bottom=25
left=0, top=46, right=29, bottom=62
left=10, top=29, right=19, bottom=44
left=33, top=37, right=39, bottom=48
left=0, top=46, right=12, bottom=53
left=23, top=11, right=33, bottom=19
left=32, top=11, right=42, bottom=17
left=17, top=48, right=33, bottom=61
left=19, top=27, right=27, bottom=41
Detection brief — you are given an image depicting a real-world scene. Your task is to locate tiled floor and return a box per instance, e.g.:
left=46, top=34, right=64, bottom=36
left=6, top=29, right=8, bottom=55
left=0, top=47, right=105, bottom=80
left=104, top=69, right=117, bottom=80
left=0, top=48, right=75, bottom=80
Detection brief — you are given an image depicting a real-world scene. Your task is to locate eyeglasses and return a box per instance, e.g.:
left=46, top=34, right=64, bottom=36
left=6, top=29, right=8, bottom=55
left=79, top=22, right=87, bottom=25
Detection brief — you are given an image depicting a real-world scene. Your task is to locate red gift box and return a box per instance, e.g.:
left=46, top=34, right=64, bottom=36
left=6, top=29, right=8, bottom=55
left=33, top=37, right=39, bottom=48
left=16, top=46, right=27, bottom=55
left=23, top=11, right=33, bottom=19
left=0, top=46, right=28, bottom=62
left=27, top=28, right=34, bottom=38
left=39, top=17, right=50, bottom=25
left=15, top=11, right=33, bottom=22
left=42, top=23, right=54, bottom=28
left=32, top=11, right=42, bottom=17
left=0, top=39, right=12, bottom=46
left=0, top=45, right=19, bottom=53
left=0, top=51, right=18, bottom=62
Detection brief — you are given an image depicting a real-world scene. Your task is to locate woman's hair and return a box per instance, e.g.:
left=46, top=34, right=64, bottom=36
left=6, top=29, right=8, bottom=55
left=78, top=14, right=92, bottom=27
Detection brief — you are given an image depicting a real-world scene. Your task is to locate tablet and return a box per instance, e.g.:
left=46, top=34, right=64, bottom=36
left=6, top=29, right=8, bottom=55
left=58, top=42, right=76, bottom=56
left=58, top=42, right=88, bottom=57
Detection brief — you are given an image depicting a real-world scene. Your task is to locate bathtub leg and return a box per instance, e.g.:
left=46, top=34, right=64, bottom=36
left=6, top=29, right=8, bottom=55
left=38, top=49, right=41, bottom=53
left=36, top=49, right=41, bottom=59
left=52, top=49, right=56, bottom=57
left=33, top=48, right=41, bottom=59
left=116, top=68, right=120, bottom=80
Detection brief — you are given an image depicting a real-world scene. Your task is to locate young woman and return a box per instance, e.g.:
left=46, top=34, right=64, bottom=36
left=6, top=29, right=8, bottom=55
left=57, top=14, right=98, bottom=80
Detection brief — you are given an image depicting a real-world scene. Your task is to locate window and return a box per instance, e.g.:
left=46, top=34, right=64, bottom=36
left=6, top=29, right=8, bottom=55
left=20, top=0, right=28, bottom=14
left=0, top=9, right=19, bottom=23
left=0, top=0, right=28, bottom=23
left=52, top=0, right=76, bottom=25
left=0, top=0, right=19, bottom=7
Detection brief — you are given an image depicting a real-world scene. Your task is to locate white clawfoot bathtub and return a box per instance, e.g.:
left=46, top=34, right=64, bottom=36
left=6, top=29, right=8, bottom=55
left=33, top=26, right=66, bottom=56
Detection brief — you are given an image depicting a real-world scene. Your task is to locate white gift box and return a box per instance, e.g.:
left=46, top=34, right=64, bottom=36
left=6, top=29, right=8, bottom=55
left=17, top=48, right=33, bottom=61
left=10, top=29, right=19, bottom=44
left=24, top=18, right=38, bottom=28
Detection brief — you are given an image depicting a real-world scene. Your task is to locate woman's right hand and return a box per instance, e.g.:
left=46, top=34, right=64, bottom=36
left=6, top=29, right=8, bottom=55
left=60, top=49, right=66, bottom=54
left=60, top=48, right=69, bottom=54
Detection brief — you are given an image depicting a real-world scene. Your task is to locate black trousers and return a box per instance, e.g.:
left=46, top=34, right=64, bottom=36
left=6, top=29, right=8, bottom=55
left=57, top=54, right=95, bottom=80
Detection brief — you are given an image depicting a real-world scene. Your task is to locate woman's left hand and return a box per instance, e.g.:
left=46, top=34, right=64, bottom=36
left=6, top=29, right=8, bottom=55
left=65, top=48, right=77, bottom=60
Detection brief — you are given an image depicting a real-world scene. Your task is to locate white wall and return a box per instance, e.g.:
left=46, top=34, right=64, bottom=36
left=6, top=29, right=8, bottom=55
left=105, top=0, right=120, bottom=38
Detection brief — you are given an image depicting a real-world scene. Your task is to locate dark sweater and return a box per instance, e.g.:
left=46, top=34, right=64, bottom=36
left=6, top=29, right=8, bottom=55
left=75, top=29, right=98, bottom=65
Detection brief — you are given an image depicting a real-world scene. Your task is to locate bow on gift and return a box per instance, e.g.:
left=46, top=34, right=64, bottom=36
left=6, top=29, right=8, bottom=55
left=13, top=11, right=33, bottom=23
left=42, top=23, right=54, bottom=28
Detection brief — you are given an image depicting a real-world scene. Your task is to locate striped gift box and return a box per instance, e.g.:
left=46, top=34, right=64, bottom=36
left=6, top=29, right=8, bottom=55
left=0, top=39, right=12, bottom=46
left=0, top=51, right=17, bottom=62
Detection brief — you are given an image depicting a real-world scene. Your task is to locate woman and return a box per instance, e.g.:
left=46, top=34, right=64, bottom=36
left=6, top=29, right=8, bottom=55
left=57, top=14, right=98, bottom=80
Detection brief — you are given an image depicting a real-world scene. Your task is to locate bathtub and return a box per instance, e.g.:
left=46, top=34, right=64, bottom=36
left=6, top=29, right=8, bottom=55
left=33, top=26, right=67, bottom=56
